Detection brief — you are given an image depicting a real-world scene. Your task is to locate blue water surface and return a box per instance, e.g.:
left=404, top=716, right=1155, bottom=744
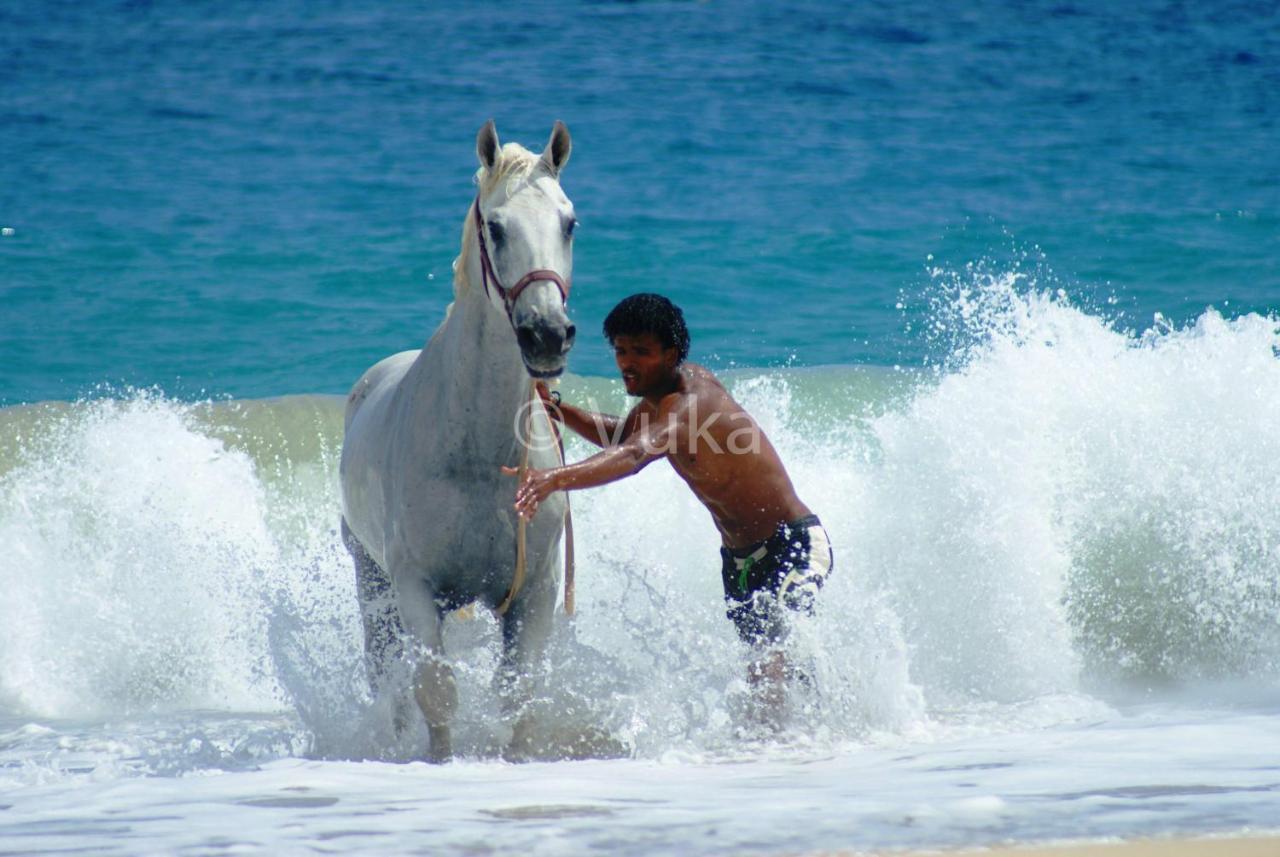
left=2, top=0, right=1277, bottom=404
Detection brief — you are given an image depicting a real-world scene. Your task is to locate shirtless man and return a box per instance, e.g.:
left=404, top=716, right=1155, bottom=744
left=505, top=293, right=833, bottom=721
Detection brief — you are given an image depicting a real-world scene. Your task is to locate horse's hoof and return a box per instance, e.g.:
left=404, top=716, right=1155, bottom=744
left=503, top=721, right=628, bottom=762
left=427, top=725, right=453, bottom=763
left=502, top=719, right=537, bottom=763
left=554, top=726, right=630, bottom=761
left=500, top=744, right=532, bottom=764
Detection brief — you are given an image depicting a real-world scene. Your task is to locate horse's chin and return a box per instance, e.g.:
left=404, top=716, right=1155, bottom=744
left=523, top=362, right=565, bottom=380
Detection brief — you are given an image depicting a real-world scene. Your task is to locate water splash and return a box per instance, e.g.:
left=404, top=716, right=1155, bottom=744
left=879, top=269, right=1280, bottom=694
left=3, top=279, right=1278, bottom=766
left=0, top=393, right=288, bottom=716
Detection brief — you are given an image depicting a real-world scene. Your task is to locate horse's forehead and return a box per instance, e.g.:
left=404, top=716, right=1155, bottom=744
left=489, top=173, right=570, bottom=214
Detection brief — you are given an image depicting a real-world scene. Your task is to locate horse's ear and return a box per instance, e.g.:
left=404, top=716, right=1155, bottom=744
left=540, top=120, right=571, bottom=177
left=476, top=120, right=500, bottom=172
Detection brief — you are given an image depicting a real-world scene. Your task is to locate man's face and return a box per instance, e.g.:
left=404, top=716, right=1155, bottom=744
left=612, top=333, right=678, bottom=397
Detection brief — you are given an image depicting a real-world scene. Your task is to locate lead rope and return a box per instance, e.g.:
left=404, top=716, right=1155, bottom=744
left=495, top=379, right=575, bottom=617
left=559, top=403, right=576, bottom=616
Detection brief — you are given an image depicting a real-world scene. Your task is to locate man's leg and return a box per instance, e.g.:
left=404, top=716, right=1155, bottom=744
left=746, top=647, right=788, bottom=730
left=724, top=520, right=834, bottom=732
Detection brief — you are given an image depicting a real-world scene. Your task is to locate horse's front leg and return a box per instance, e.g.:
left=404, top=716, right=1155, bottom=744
left=395, top=582, right=457, bottom=763
left=496, top=565, right=558, bottom=761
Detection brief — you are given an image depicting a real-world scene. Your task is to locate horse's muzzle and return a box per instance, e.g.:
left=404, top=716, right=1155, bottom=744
left=516, top=320, right=576, bottom=377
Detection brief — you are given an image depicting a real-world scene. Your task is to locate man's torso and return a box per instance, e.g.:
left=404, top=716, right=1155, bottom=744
left=624, top=364, right=810, bottom=548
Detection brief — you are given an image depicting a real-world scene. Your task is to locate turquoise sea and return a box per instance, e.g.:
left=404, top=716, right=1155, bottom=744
left=3, top=0, right=1277, bottom=402
left=2, top=2, right=1280, bottom=854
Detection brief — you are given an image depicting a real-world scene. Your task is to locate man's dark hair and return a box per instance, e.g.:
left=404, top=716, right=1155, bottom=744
left=603, top=293, right=690, bottom=363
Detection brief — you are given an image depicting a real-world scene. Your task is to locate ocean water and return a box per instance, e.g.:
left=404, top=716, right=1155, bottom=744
left=3, top=0, right=1278, bottom=403
left=3, top=1, right=1280, bottom=854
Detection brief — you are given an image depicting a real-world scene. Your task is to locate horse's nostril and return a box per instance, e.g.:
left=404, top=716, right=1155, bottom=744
left=517, top=322, right=575, bottom=359
left=516, top=325, right=540, bottom=354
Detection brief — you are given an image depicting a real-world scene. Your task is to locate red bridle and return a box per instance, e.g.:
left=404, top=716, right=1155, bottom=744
left=473, top=195, right=570, bottom=322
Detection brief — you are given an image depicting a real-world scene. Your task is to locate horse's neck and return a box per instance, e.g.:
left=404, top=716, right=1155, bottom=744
left=405, top=266, right=528, bottom=442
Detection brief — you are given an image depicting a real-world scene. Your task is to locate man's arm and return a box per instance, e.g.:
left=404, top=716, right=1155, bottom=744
left=537, top=382, right=624, bottom=448
left=506, top=395, right=682, bottom=518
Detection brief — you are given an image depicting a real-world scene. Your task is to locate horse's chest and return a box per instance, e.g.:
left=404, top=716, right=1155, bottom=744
left=394, top=476, right=561, bottom=568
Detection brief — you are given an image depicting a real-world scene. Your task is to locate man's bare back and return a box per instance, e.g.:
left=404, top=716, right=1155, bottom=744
left=507, top=345, right=809, bottom=550
left=617, top=363, right=811, bottom=548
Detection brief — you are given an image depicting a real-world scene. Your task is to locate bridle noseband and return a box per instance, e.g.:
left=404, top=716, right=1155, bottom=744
left=473, top=195, right=570, bottom=323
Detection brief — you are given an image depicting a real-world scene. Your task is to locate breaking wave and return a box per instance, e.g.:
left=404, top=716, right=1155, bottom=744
left=2, top=272, right=1277, bottom=759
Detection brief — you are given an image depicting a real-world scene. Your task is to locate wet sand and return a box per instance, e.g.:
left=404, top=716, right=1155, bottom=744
left=867, top=832, right=1280, bottom=856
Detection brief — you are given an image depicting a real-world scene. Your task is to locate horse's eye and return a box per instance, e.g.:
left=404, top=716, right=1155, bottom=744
left=565, top=217, right=578, bottom=239
left=487, top=220, right=505, bottom=247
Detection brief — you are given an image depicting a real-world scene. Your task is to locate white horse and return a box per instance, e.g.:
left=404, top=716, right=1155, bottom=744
left=340, top=121, right=575, bottom=761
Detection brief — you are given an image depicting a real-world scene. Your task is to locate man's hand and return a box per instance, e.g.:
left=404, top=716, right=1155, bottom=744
left=501, top=465, right=558, bottom=519
left=534, top=381, right=561, bottom=421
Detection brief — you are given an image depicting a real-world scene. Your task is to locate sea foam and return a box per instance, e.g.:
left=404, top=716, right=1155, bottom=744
left=2, top=273, right=1277, bottom=757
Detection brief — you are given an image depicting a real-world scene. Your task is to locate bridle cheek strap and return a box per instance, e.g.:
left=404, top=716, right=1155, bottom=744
left=473, top=198, right=570, bottom=321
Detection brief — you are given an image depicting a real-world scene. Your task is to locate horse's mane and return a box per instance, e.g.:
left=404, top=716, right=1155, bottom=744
left=450, top=143, right=542, bottom=301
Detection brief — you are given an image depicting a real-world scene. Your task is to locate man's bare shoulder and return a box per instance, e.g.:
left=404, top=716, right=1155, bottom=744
left=679, top=363, right=729, bottom=395
left=678, top=363, right=741, bottom=411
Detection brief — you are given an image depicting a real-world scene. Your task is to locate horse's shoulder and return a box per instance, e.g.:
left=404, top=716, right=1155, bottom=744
left=361, top=349, right=420, bottom=389
left=345, top=350, right=420, bottom=423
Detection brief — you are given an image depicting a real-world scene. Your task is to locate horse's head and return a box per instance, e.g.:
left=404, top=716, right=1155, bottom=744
left=471, top=120, right=577, bottom=378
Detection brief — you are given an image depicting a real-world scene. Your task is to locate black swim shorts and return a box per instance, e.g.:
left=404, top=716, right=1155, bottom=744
left=719, top=514, right=833, bottom=646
